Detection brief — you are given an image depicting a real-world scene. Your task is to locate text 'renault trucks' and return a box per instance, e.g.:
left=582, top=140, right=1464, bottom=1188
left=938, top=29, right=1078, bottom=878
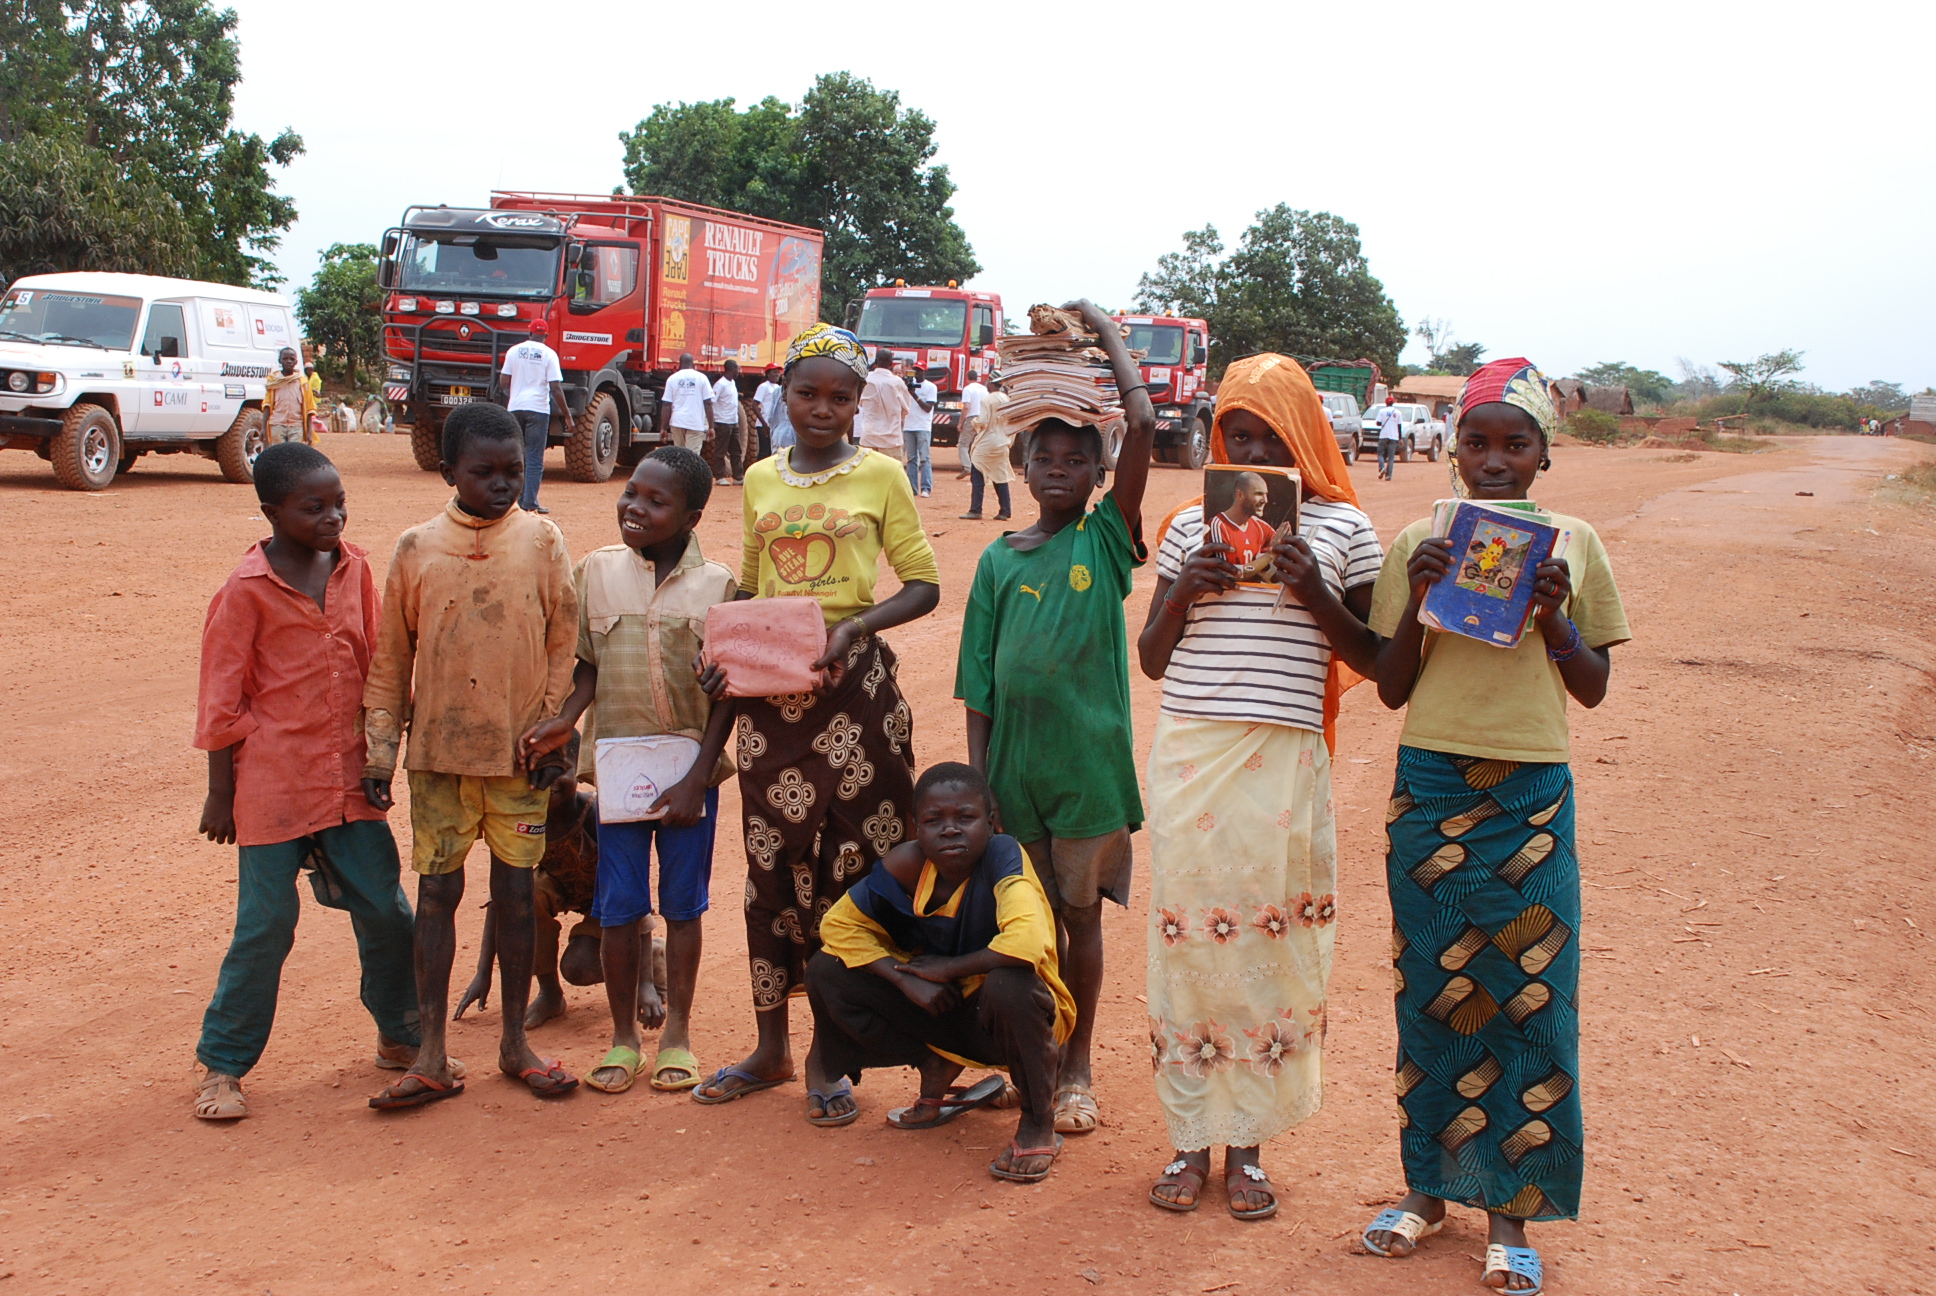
left=379, top=191, right=825, bottom=479
left=1112, top=314, right=1214, bottom=469
left=853, top=283, right=1002, bottom=447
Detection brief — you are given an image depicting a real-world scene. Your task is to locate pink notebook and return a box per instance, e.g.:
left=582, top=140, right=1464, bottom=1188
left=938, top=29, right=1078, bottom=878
left=704, top=598, right=828, bottom=698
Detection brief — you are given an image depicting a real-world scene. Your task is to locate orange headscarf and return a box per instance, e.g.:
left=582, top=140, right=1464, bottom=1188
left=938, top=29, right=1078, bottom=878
left=1155, top=353, right=1367, bottom=753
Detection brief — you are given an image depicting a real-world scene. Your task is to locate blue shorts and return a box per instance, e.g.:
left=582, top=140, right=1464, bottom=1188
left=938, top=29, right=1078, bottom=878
left=590, top=787, right=718, bottom=925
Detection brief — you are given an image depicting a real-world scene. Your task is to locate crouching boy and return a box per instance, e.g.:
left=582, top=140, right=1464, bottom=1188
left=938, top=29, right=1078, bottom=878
left=806, top=763, right=1074, bottom=1182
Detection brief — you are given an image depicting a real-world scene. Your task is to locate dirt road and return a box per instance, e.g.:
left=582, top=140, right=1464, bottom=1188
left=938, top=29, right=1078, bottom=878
left=1, top=433, right=1931, bottom=1295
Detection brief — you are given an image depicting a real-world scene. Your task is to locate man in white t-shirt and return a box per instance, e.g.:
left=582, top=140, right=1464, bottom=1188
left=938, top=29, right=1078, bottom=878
left=709, top=359, right=746, bottom=485
left=958, top=369, right=988, bottom=478
left=903, top=367, right=938, bottom=497
left=496, top=319, right=566, bottom=513
left=753, top=363, right=789, bottom=459
left=1375, top=395, right=1404, bottom=481
left=857, top=352, right=915, bottom=462
left=659, top=354, right=714, bottom=455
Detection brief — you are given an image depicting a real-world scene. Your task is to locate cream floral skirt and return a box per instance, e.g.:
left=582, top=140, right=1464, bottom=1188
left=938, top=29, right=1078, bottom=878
left=1146, top=713, right=1337, bottom=1152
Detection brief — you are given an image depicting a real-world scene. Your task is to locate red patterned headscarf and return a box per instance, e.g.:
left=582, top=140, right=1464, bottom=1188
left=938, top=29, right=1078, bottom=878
left=1449, top=357, right=1561, bottom=496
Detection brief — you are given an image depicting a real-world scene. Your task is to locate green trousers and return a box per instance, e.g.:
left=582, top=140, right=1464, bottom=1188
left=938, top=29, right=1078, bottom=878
left=196, top=819, right=419, bottom=1078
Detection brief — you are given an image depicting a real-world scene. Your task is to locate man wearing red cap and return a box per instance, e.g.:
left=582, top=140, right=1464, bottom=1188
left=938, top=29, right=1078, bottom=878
left=498, top=318, right=567, bottom=513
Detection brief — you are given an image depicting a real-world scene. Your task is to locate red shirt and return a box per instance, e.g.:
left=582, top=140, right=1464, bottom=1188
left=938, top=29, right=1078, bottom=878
left=194, top=539, right=388, bottom=847
left=1210, top=511, right=1274, bottom=570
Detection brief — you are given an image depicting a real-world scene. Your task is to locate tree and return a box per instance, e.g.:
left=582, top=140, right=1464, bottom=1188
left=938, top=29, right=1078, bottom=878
left=1410, top=317, right=1485, bottom=375
left=1575, top=361, right=1675, bottom=405
left=0, top=0, right=304, bottom=286
left=1674, top=356, right=1723, bottom=401
left=296, top=244, right=381, bottom=388
left=1719, top=348, right=1805, bottom=404
left=1134, top=205, right=1405, bottom=379
left=0, top=133, right=201, bottom=284
left=617, top=73, right=978, bottom=322
left=1846, top=380, right=1908, bottom=411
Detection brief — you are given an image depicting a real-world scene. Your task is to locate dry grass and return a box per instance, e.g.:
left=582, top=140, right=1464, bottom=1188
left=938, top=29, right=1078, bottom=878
left=1880, top=461, right=1936, bottom=506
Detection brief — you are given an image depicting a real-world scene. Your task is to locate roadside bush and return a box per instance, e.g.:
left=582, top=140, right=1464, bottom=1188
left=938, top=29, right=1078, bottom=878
left=1564, top=408, right=1624, bottom=444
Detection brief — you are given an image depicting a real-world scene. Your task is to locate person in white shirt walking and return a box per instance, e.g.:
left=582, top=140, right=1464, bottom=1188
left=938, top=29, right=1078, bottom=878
left=1375, top=395, right=1404, bottom=481
left=958, top=369, right=987, bottom=479
left=904, top=366, right=938, bottom=497
left=710, top=359, right=746, bottom=485
left=660, top=353, right=715, bottom=457
left=753, top=363, right=787, bottom=459
left=858, top=352, right=915, bottom=462
left=496, top=319, right=567, bottom=513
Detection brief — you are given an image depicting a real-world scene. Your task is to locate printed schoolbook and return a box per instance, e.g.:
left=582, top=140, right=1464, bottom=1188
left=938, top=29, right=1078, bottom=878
left=1419, top=499, right=1571, bottom=648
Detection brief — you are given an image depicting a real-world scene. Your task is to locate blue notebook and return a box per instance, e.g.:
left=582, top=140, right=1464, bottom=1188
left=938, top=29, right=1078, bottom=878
left=1419, top=500, right=1570, bottom=648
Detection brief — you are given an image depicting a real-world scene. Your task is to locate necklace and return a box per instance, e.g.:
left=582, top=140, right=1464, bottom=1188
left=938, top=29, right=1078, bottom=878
left=776, top=445, right=869, bottom=488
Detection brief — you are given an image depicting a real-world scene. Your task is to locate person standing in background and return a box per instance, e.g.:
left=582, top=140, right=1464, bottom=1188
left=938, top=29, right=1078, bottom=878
left=265, top=348, right=315, bottom=447
left=710, top=359, right=745, bottom=486
left=496, top=319, right=568, bottom=514
left=753, top=363, right=786, bottom=459
left=859, top=352, right=915, bottom=463
left=1376, top=395, right=1404, bottom=482
left=959, top=369, right=988, bottom=479
left=659, top=354, right=715, bottom=456
left=905, top=364, right=938, bottom=497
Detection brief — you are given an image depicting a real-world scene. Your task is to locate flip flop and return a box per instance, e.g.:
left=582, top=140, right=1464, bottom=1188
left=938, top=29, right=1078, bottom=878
left=649, top=1047, right=703, bottom=1092
left=374, top=1047, right=467, bottom=1081
left=886, top=1075, right=1006, bottom=1130
left=1363, top=1207, right=1444, bottom=1257
left=988, top=1134, right=1063, bottom=1183
left=1149, top=1158, right=1208, bottom=1213
left=585, top=1046, right=643, bottom=1094
left=369, top=1073, right=465, bottom=1111
left=1052, top=1082, right=1099, bottom=1135
left=514, top=1059, right=578, bottom=1098
left=1226, top=1162, right=1278, bottom=1221
left=690, top=1064, right=793, bottom=1105
left=806, top=1078, right=860, bottom=1128
left=1482, top=1243, right=1543, bottom=1295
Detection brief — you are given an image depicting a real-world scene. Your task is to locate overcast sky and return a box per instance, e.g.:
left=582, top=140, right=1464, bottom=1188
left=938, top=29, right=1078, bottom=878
left=233, top=0, right=1931, bottom=392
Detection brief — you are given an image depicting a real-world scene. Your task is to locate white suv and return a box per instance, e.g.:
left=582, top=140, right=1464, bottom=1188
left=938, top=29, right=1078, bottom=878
left=0, top=272, right=298, bottom=490
left=1357, top=402, right=1444, bottom=461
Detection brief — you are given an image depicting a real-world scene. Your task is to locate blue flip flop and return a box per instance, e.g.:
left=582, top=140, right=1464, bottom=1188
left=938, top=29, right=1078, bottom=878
left=806, top=1077, right=859, bottom=1127
left=689, top=1064, right=793, bottom=1105
left=1483, top=1243, right=1543, bottom=1295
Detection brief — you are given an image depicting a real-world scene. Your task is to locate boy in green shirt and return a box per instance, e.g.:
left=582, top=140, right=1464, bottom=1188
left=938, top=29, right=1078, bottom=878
left=954, top=298, right=1155, bottom=1137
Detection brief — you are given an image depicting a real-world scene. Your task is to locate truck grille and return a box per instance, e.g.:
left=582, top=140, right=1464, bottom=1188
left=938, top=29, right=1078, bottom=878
left=385, top=320, right=511, bottom=361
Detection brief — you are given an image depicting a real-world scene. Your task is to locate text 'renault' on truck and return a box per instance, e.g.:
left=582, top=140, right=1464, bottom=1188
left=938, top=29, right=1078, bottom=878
left=379, top=193, right=825, bottom=480
left=852, top=284, right=1001, bottom=447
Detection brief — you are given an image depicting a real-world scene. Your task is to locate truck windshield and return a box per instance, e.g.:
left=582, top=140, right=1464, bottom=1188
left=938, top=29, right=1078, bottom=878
left=396, top=234, right=561, bottom=298
left=857, top=298, right=967, bottom=346
left=1123, top=323, right=1184, bottom=366
left=0, top=289, right=142, bottom=349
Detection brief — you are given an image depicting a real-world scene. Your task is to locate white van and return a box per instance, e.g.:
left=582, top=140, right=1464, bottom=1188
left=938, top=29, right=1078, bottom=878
left=0, top=271, right=299, bottom=491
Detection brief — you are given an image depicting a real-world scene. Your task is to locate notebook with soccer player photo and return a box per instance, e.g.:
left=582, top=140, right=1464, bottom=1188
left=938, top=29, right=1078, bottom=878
left=1202, top=465, right=1301, bottom=586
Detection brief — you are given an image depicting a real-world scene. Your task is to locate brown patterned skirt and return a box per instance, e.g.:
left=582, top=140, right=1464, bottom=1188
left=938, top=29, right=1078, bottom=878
left=735, top=633, right=916, bottom=1012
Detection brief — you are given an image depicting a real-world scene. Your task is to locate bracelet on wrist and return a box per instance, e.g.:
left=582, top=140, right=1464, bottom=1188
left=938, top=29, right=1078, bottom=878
left=1163, top=596, right=1192, bottom=619
left=1546, top=619, right=1583, bottom=663
left=1119, top=383, right=1149, bottom=400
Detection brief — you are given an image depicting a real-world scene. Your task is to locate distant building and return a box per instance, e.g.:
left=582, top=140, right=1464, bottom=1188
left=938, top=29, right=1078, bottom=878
left=1393, top=374, right=1467, bottom=420
left=1584, top=386, right=1635, bottom=415
left=1553, top=379, right=1588, bottom=416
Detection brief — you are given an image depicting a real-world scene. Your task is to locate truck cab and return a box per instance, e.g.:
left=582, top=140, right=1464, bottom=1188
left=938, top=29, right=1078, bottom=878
left=1112, top=314, right=1213, bottom=469
left=854, top=285, right=1001, bottom=446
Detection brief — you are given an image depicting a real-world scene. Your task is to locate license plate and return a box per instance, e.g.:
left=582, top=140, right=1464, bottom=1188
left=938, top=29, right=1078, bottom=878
left=437, top=387, right=474, bottom=407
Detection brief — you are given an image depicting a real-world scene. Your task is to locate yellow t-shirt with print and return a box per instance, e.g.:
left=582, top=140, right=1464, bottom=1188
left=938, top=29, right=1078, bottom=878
left=740, top=446, right=940, bottom=623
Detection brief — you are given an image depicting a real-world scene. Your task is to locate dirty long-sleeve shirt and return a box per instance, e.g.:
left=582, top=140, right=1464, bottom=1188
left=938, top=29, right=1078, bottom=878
left=362, top=501, right=577, bottom=779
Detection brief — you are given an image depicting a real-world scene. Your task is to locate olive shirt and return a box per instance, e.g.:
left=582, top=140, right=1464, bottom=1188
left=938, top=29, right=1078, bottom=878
left=1368, top=512, right=1630, bottom=764
left=955, top=492, right=1147, bottom=847
left=574, top=537, right=739, bottom=787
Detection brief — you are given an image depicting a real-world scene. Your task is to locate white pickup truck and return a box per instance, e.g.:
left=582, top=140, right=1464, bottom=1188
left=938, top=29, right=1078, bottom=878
left=1357, top=401, right=1444, bottom=462
left=0, top=272, right=299, bottom=490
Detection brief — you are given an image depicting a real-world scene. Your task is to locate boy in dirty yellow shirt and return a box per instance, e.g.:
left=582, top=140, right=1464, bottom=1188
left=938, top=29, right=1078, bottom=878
left=362, top=403, right=579, bottom=1108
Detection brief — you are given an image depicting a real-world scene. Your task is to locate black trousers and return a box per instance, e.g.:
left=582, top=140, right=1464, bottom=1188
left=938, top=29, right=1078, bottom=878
left=805, top=951, right=1058, bottom=1123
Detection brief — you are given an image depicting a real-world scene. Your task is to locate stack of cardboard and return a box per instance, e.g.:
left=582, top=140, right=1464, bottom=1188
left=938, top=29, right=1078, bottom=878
left=994, top=305, right=1131, bottom=458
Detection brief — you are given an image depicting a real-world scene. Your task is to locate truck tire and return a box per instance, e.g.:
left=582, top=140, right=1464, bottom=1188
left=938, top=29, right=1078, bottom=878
left=214, top=407, right=266, bottom=483
left=1399, top=437, right=1413, bottom=463
left=50, top=403, right=122, bottom=491
left=565, top=392, right=620, bottom=482
left=1178, top=414, right=1210, bottom=471
left=410, top=411, right=444, bottom=472
left=1340, top=436, right=1356, bottom=465
left=1426, top=434, right=1441, bottom=463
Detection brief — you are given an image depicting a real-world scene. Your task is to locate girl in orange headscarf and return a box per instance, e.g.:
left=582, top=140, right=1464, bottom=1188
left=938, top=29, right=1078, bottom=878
left=1135, top=353, right=1382, bottom=1220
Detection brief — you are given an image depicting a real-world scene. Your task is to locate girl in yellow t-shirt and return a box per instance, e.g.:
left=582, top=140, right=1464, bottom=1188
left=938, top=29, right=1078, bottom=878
left=691, top=324, right=940, bottom=1129
left=1362, top=358, right=1629, bottom=1296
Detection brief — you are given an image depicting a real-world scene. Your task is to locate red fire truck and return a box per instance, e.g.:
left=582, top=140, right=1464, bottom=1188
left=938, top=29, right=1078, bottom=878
left=378, top=191, right=824, bottom=479
left=853, top=284, right=1001, bottom=446
left=1113, top=314, right=1214, bottom=468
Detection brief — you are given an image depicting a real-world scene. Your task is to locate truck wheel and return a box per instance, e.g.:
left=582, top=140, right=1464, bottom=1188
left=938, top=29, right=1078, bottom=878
left=566, top=393, right=620, bottom=482
left=1340, top=437, right=1356, bottom=465
left=1399, top=438, right=1413, bottom=463
left=410, top=411, right=444, bottom=472
left=1426, top=435, right=1441, bottom=463
left=214, top=407, right=266, bottom=483
left=50, top=403, right=122, bottom=491
left=1178, top=415, right=1210, bottom=471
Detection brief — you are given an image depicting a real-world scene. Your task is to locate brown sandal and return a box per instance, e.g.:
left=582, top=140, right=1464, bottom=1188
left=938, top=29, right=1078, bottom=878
left=1226, top=1162, right=1279, bottom=1220
left=194, top=1072, right=247, bottom=1121
left=1149, top=1157, right=1208, bottom=1212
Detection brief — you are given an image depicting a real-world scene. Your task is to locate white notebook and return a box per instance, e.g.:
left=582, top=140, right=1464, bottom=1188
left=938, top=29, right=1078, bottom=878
left=594, top=734, right=703, bottom=824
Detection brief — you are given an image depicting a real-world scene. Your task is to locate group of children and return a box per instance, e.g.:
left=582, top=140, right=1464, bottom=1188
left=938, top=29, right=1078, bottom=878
left=193, top=308, right=1623, bottom=1293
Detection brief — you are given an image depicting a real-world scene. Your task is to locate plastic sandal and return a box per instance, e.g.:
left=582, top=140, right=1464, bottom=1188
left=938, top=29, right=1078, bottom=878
left=1226, top=1162, right=1278, bottom=1221
left=689, top=1064, right=792, bottom=1105
left=1149, top=1158, right=1209, bottom=1213
left=1052, top=1083, right=1099, bottom=1134
left=368, top=1073, right=464, bottom=1110
left=806, top=1078, right=860, bottom=1128
left=586, top=1046, right=643, bottom=1094
left=886, top=1075, right=1005, bottom=1129
left=515, top=1059, right=578, bottom=1098
left=194, top=1073, right=247, bottom=1121
left=648, top=1046, right=702, bottom=1092
left=988, top=1134, right=1063, bottom=1183
left=1363, top=1207, right=1444, bottom=1256
left=1483, top=1243, right=1543, bottom=1295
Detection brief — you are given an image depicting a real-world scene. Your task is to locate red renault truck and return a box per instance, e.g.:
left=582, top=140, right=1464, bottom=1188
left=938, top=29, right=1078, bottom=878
left=378, top=191, right=824, bottom=479
left=853, top=284, right=1001, bottom=447
left=1112, top=314, right=1214, bottom=468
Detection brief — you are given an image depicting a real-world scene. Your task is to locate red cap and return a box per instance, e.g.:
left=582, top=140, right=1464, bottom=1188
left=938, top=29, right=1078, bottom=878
left=528, top=318, right=549, bottom=336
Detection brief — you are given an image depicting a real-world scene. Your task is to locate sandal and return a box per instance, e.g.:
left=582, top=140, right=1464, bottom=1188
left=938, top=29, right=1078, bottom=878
left=1483, top=1243, right=1543, bottom=1295
left=368, top=1072, right=464, bottom=1111
left=648, top=1046, right=702, bottom=1092
left=1225, top=1162, right=1278, bottom=1221
left=1149, top=1158, right=1208, bottom=1213
left=513, top=1059, right=578, bottom=1098
left=374, top=1041, right=467, bottom=1081
left=690, top=1064, right=793, bottom=1106
left=1052, top=1083, right=1099, bottom=1135
left=886, top=1075, right=1005, bottom=1130
left=988, top=1134, right=1063, bottom=1183
left=585, top=1046, right=643, bottom=1094
left=806, top=1078, right=860, bottom=1128
left=1363, top=1207, right=1444, bottom=1257
left=194, top=1072, right=247, bottom=1121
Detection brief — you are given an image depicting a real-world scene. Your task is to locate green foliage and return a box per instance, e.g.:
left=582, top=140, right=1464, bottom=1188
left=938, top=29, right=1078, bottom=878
left=0, top=0, right=304, bottom=287
left=1563, top=408, right=1624, bottom=444
left=618, top=73, right=978, bottom=322
left=1412, top=317, right=1485, bottom=375
left=1718, top=348, right=1805, bottom=404
left=1575, top=361, right=1676, bottom=405
left=296, top=244, right=381, bottom=388
left=0, top=133, right=200, bottom=283
left=1134, top=206, right=1406, bottom=379
left=1847, top=380, right=1909, bottom=412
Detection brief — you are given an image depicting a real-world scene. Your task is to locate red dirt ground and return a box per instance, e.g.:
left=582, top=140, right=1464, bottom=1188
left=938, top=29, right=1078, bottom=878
left=1, top=433, right=1932, bottom=1296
